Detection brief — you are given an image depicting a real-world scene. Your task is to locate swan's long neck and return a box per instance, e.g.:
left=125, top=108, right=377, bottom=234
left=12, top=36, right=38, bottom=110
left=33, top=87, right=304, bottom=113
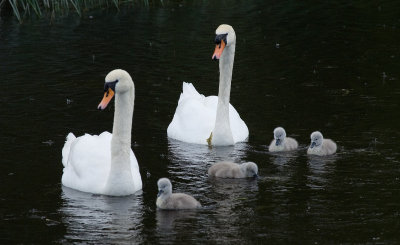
left=212, top=43, right=235, bottom=145
left=104, top=86, right=135, bottom=195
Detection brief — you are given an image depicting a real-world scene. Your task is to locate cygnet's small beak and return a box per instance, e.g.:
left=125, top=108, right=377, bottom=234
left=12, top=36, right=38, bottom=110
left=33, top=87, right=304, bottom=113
left=275, top=139, right=281, bottom=146
left=310, top=141, right=316, bottom=148
left=212, top=40, right=226, bottom=60
left=98, top=88, right=115, bottom=110
left=157, top=190, right=163, bottom=197
left=253, top=174, right=259, bottom=178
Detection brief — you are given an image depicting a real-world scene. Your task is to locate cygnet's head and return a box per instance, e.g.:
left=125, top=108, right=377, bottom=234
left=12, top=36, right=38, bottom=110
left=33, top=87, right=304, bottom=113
left=98, top=69, right=134, bottom=110
left=157, top=178, right=173, bottom=197
left=212, top=24, right=236, bottom=60
left=310, top=131, right=323, bottom=148
left=240, top=162, right=258, bottom=178
left=273, top=127, right=287, bottom=146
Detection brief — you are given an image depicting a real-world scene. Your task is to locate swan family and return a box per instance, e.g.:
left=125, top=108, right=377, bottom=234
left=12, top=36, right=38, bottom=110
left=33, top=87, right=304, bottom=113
left=61, top=24, right=337, bottom=209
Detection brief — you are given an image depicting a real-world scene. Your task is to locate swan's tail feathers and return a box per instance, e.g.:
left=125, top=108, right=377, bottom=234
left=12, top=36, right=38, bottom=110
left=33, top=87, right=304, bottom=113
left=62, top=133, right=76, bottom=167
left=179, top=82, right=203, bottom=103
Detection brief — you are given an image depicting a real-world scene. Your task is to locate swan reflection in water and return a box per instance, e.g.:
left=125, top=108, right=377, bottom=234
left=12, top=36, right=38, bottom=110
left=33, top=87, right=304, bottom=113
left=60, top=186, right=144, bottom=244
left=166, top=138, right=250, bottom=188
left=167, top=138, right=249, bottom=167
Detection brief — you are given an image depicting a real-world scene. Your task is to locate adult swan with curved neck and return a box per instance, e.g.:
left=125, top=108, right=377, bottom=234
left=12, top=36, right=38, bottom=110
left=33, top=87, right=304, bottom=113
left=167, top=24, right=249, bottom=146
left=61, top=69, right=142, bottom=196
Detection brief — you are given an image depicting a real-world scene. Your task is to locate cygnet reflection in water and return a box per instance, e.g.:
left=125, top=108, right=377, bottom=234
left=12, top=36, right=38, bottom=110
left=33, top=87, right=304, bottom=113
left=207, top=177, right=259, bottom=214
left=306, top=154, right=338, bottom=190
left=156, top=209, right=199, bottom=230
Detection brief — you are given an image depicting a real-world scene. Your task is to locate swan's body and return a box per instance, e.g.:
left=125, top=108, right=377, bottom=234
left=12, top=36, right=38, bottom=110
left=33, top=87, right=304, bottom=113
left=167, top=24, right=248, bottom=146
left=208, top=161, right=258, bottom=178
left=269, top=127, right=298, bottom=152
left=307, top=131, right=337, bottom=156
left=167, top=83, right=248, bottom=145
left=156, top=178, right=201, bottom=210
left=61, top=69, right=142, bottom=196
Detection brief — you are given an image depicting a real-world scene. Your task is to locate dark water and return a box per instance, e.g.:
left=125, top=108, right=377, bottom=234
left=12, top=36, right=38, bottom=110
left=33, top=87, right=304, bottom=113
left=1, top=1, right=400, bottom=243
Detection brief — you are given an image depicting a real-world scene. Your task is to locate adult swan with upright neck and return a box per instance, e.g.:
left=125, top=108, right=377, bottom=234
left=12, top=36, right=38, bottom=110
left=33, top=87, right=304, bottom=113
left=167, top=24, right=249, bottom=146
left=61, top=69, right=142, bottom=196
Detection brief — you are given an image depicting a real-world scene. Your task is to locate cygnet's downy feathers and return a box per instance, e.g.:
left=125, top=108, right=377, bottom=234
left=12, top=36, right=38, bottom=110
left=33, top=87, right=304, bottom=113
left=208, top=161, right=258, bottom=178
left=156, top=178, right=201, bottom=210
left=268, top=127, right=298, bottom=152
left=307, top=131, right=337, bottom=156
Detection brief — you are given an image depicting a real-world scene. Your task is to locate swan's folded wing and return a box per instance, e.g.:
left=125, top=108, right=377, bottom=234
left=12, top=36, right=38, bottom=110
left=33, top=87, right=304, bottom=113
left=62, top=133, right=76, bottom=167
left=167, top=92, right=216, bottom=145
left=178, top=82, right=204, bottom=104
left=62, top=133, right=112, bottom=194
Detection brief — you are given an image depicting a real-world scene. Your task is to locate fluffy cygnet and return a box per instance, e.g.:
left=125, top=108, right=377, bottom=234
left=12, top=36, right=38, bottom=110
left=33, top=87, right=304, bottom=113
left=268, top=127, right=298, bottom=152
left=208, top=161, right=258, bottom=178
left=307, top=131, right=337, bottom=156
left=156, top=178, right=201, bottom=210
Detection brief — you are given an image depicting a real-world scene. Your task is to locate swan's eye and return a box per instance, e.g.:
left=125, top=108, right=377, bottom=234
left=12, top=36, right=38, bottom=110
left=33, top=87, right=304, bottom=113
left=104, top=80, right=119, bottom=93
left=214, top=33, right=228, bottom=45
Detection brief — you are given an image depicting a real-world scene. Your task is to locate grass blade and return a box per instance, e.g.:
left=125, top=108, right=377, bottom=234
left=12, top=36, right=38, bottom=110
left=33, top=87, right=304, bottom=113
left=8, top=0, right=22, bottom=23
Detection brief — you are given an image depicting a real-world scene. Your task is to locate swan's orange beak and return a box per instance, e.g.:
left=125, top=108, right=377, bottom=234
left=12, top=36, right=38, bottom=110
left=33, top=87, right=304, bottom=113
left=212, top=40, right=226, bottom=60
left=98, top=88, right=115, bottom=110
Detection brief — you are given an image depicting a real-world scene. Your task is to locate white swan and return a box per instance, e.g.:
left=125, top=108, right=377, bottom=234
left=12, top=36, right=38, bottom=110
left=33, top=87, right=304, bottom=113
left=208, top=161, right=258, bottom=178
left=167, top=24, right=248, bottom=146
left=268, top=127, right=298, bottom=152
left=307, top=131, right=337, bottom=156
left=156, top=178, right=201, bottom=210
left=61, top=69, right=142, bottom=196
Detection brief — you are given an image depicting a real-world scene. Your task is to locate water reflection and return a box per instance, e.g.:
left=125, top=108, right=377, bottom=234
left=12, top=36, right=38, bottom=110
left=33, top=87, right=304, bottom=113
left=208, top=178, right=259, bottom=207
left=166, top=138, right=250, bottom=186
left=269, top=150, right=301, bottom=168
left=204, top=178, right=259, bottom=241
left=60, top=187, right=144, bottom=244
left=156, top=209, right=198, bottom=230
left=167, top=138, right=250, bottom=165
left=306, top=154, right=338, bottom=190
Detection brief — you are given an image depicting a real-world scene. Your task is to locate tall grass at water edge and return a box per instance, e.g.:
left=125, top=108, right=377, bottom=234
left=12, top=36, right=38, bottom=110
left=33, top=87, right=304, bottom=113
left=3, top=0, right=160, bottom=23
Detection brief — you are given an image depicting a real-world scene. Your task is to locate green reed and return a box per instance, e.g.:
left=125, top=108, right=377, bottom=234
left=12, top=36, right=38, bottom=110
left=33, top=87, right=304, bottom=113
left=5, top=0, right=154, bottom=23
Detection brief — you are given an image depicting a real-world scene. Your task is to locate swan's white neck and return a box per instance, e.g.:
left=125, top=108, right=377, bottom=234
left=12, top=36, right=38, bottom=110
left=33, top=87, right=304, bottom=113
left=212, top=43, right=235, bottom=145
left=104, top=86, right=135, bottom=195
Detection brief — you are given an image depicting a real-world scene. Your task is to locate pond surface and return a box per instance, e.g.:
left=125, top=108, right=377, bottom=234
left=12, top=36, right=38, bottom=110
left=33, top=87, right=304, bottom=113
left=1, top=1, right=400, bottom=243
